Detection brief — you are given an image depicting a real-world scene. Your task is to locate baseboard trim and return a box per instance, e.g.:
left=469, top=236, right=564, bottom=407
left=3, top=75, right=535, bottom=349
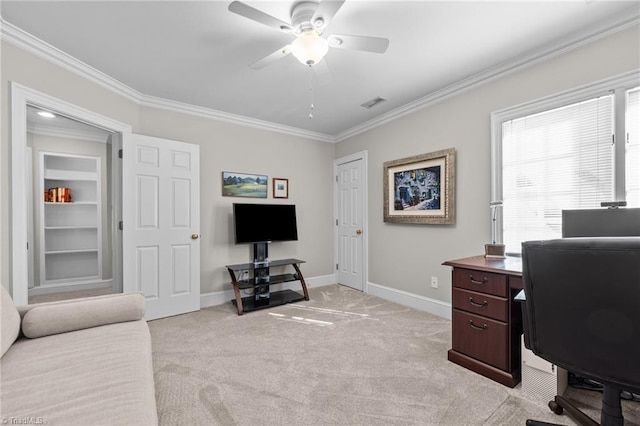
left=200, top=274, right=336, bottom=309
left=200, top=275, right=452, bottom=320
left=28, top=279, right=113, bottom=296
left=367, top=281, right=452, bottom=320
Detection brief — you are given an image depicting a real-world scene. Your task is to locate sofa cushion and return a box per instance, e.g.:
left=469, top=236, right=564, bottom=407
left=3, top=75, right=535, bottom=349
left=1, top=286, right=21, bottom=357
left=0, top=319, right=158, bottom=425
left=21, top=293, right=145, bottom=338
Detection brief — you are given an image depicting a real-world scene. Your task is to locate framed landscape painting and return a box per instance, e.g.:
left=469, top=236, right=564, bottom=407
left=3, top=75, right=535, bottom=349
left=222, top=172, right=268, bottom=198
left=383, top=148, right=456, bottom=224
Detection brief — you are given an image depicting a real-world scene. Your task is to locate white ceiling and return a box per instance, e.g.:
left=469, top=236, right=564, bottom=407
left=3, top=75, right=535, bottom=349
left=2, top=1, right=639, bottom=141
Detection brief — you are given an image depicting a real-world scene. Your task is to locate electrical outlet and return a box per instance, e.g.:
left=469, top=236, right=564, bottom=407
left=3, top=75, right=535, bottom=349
left=430, top=276, right=439, bottom=289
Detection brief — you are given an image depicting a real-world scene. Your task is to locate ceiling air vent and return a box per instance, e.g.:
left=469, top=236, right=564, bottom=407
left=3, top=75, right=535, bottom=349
left=360, top=97, right=387, bottom=109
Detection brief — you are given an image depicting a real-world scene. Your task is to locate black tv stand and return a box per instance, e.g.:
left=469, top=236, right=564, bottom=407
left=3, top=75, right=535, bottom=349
left=225, top=258, right=309, bottom=315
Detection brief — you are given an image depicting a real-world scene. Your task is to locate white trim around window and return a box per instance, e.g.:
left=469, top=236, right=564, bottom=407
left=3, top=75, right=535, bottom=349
left=490, top=70, right=640, bottom=251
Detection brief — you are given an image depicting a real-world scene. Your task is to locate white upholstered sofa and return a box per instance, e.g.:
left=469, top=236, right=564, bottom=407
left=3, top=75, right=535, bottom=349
left=1, top=286, right=157, bottom=425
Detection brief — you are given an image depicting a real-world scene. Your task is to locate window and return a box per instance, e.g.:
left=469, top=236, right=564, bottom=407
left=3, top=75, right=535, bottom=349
left=491, top=73, right=639, bottom=254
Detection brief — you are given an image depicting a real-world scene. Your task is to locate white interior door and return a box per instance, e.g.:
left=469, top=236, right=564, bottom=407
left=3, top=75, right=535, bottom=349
left=335, top=155, right=366, bottom=291
left=122, top=133, right=200, bottom=320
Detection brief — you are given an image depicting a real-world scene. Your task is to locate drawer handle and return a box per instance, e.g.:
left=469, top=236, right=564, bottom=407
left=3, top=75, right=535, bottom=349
left=468, top=320, right=488, bottom=331
left=469, top=275, right=488, bottom=285
left=468, top=297, right=488, bottom=308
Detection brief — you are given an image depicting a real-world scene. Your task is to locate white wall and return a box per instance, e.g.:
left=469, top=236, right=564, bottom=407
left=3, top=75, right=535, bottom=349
left=137, top=106, right=335, bottom=294
left=3, top=24, right=638, bottom=309
left=1, top=41, right=336, bottom=297
left=335, top=25, right=640, bottom=305
left=1, top=42, right=140, bottom=293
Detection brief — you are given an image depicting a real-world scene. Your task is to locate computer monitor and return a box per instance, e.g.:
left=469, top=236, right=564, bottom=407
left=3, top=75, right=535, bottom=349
left=562, top=208, right=640, bottom=237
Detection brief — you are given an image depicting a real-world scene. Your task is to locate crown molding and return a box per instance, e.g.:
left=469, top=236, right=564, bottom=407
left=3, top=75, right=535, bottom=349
left=334, top=8, right=640, bottom=142
left=0, top=17, right=336, bottom=143
left=2, top=7, right=638, bottom=145
left=139, top=94, right=336, bottom=143
left=0, top=18, right=141, bottom=103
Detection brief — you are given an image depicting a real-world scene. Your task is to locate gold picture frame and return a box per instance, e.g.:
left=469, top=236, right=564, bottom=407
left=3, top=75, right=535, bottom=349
left=383, top=148, right=456, bottom=224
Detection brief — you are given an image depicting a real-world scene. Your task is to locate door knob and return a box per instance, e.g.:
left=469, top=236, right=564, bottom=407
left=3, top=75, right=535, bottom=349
left=191, top=233, right=200, bottom=240
left=356, top=229, right=362, bottom=235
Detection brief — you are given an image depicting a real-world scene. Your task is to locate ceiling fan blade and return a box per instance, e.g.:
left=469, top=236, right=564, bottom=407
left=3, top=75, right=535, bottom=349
left=249, top=45, right=292, bottom=70
left=228, top=1, right=293, bottom=32
left=328, top=34, right=389, bottom=54
left=311, top=0, right=345, bottom=31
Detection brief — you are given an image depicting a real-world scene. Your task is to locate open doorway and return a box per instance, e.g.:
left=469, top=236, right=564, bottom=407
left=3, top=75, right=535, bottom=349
left=26, top=105, right=119, bottom=304
left=25, top=105, right=119, bottom=304
left=11, top=82, right=131, bottom=306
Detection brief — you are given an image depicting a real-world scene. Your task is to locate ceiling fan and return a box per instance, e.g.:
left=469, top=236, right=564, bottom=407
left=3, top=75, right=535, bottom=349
left=228, top=0, right=390, bottom=69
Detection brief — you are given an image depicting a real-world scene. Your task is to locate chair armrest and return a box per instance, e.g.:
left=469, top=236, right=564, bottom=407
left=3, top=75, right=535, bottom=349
left=514, top=289, right=533, bottom=350
left=20, top=293, right=146, bottom=338
left=514, top=289, right=526, bottom=302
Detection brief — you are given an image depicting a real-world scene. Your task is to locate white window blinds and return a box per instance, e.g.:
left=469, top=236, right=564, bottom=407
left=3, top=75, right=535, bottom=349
left=626, top=87, right=640, bottom=207
left=501, top=95, right=614, bottom=253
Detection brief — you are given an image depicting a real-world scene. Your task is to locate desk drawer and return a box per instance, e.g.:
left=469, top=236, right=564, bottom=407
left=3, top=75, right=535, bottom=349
left=452, top=268, right=507, bottom=297
left=453, top=288, right=507, bottom=322
left=452, top=309, right=508, bottom=370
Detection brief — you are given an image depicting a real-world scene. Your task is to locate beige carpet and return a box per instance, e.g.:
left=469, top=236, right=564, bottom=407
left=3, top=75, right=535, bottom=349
left=148, top=284, right=639, bottom=426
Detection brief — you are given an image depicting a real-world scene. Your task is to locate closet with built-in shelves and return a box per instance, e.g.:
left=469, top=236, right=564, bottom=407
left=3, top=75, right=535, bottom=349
left=39, top=152, right=102, bottom=285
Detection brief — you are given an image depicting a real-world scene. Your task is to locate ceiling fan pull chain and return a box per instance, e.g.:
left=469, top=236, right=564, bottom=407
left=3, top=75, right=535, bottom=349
left=308, top=66, right=315, bottom=119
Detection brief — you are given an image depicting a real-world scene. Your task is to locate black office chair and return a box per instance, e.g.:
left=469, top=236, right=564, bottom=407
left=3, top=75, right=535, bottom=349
left=520, top=237, right=640, bottom=426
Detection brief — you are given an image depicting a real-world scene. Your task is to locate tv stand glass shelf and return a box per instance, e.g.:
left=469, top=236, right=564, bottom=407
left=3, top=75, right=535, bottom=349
left=225, top=258, right=309, bottom=315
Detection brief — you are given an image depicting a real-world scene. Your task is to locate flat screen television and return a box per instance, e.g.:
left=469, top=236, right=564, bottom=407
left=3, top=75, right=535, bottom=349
left=233, top=203, right=298, bottom=244
left=562, top=208, right=640, bottom=237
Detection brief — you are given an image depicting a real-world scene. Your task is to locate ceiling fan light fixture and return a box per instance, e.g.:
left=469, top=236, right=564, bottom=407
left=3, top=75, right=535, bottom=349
left=37, top=111, right=56, bottom=118
left=290, top=30, right=329, bottom=66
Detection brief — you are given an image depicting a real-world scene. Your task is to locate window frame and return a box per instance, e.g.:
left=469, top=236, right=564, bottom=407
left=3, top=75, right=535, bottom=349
left=490, top=71, right=639, bottom=249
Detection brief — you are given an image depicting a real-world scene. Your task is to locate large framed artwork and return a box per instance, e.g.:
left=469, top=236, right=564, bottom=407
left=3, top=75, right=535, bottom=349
left=222, top=171, right=268, bottom=198
left=383, top=148, right=456, bottom=224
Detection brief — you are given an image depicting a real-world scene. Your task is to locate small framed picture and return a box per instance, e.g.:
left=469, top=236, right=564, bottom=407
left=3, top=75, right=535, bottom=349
left=273, top=178, right=289, bottom=199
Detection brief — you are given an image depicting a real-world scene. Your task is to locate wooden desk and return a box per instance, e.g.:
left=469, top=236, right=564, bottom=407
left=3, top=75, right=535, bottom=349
left=443, top=255, right=523, bottom=387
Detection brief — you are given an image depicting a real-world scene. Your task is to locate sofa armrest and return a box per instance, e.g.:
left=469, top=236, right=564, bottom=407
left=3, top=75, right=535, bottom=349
left=20, top=293, right=146, bottom=338
left=16, top=293, right=132, bottom=319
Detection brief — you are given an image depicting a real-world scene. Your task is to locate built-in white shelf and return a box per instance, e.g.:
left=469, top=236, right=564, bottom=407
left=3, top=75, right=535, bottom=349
left=44, top=201, right=98, bottom=205
left=39, top=152, right=102, bottom=285
left=45, top=226, right=99, bottom=229
left=45, top=249, right=99, bottom=255
left=44, top=170, right=98, bottom=181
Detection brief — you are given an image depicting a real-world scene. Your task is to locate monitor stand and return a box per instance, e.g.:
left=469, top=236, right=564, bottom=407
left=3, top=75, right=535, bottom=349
left=253, top=242, right=270, bottom=302
left=253, top=242, right=269, bottom=266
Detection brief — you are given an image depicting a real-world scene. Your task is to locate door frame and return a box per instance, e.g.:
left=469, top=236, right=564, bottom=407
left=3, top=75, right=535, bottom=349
left=10, top=82, right=131, bottom=304
left=333, top=150, right=368, bottom=292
